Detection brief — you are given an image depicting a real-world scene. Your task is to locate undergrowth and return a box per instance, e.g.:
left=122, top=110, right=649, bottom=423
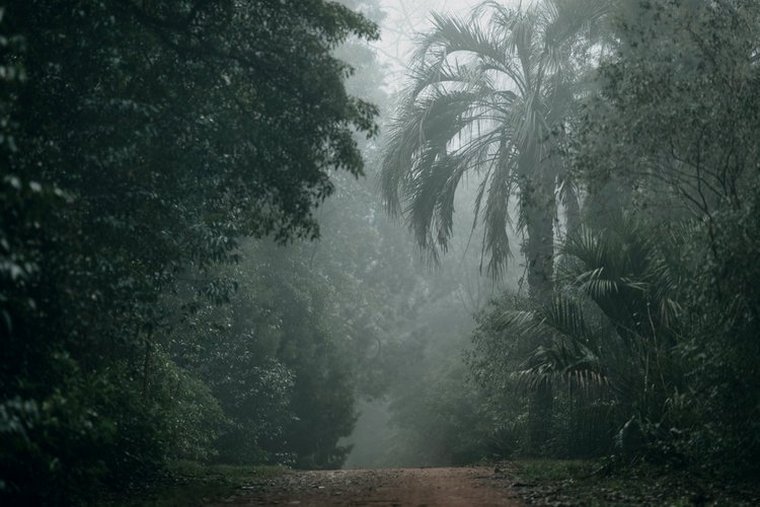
left=103, top=461, right=287, bottom=507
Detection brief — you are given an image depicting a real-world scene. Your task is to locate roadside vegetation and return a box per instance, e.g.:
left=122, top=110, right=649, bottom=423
left=374, top=0, right=760, bottom=483
left=2, top=0, right=760, bottom=504
left=104, top=462, right=286, bottom=507
left=508, top=460, right=760, bottom=506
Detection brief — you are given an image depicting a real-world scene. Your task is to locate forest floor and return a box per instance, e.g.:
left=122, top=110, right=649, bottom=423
left=204, top=462, right=760, bottom=507
left=112, top=460, right=760, bottom=506
left=206, top=467, right=520, bottom=506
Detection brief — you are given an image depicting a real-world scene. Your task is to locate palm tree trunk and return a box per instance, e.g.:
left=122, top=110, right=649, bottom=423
left=563, top=183, right=581, bottom=238
left=521, top=173, right=556, bottom=455
left=523, top=176, right=556, bottom=302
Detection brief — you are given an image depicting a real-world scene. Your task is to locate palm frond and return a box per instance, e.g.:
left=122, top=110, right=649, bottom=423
left=381, top=0, right=601, bottom=278
left=406, top=152, right=471, bottom=252
left=515, top=339, right=608, bottom=393
left=482, top=289, right=611, bottom=394
left=381, top=88, right=484, bottom=215
left=482, top=139, right=517, bottom=276
left=416, top=10, right=529, bottom=96
left=558, top=220, right=684, bottom=344
left=542, top=0, right=611, bottom=50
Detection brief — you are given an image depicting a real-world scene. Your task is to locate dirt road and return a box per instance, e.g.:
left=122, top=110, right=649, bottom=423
left=210, top=467, right=522, bottom=506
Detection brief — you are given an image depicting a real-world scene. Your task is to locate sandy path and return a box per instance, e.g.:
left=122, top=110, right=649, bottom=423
left=210, top=467, right=521, bottom=506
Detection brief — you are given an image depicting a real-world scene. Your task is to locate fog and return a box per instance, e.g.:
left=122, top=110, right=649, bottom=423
left=372, top=0, right=501, bottom=86
left=4, top=0, right=760, bottom=504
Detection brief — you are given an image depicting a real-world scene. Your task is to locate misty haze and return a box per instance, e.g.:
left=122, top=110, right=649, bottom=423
left=2, top=1, right=759, bottom=505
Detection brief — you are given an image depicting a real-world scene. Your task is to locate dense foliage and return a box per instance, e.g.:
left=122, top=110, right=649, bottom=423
left=0, top=0, right=382, bottom=503
left=376, top=0, right=760, bottom=480
left=4, top=0, right=760, bottom=502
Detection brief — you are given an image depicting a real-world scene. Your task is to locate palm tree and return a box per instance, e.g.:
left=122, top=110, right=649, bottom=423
left=381, top=0, right=609, bottom=299
left=474, top=217, right=686, bottom=453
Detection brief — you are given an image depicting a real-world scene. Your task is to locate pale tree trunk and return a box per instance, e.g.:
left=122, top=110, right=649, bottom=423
left=523, top=175, right=556, bottom=302
left=521, top=172, right=557, bottom=455
left=562, top=182, right=581, bottom=238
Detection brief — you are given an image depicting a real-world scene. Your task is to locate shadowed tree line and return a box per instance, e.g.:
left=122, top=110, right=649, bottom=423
left=0, top=0, right=410, bottom=503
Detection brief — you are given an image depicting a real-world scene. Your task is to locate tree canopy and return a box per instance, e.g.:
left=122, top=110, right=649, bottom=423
left=0, top=0, right=381, bottom=502
left=381, top=0, right=608, bottom=291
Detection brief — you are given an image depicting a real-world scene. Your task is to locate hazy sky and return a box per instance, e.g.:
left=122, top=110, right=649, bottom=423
left=372, top=0, right=488, bottom=89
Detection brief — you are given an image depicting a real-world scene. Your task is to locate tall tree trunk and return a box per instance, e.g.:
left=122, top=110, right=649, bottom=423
left=562, top=181, right=581, bottom=238
left=522, top=175, right=555, bottom=302
left=521, top=172, right=556, bottom=455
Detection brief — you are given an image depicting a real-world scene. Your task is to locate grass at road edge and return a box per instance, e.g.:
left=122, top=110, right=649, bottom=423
left=105, top=460, right=287, bottom=507
left=504, top=459, right=760, bottom=506
left=104, top=458, right=760, bottom=506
